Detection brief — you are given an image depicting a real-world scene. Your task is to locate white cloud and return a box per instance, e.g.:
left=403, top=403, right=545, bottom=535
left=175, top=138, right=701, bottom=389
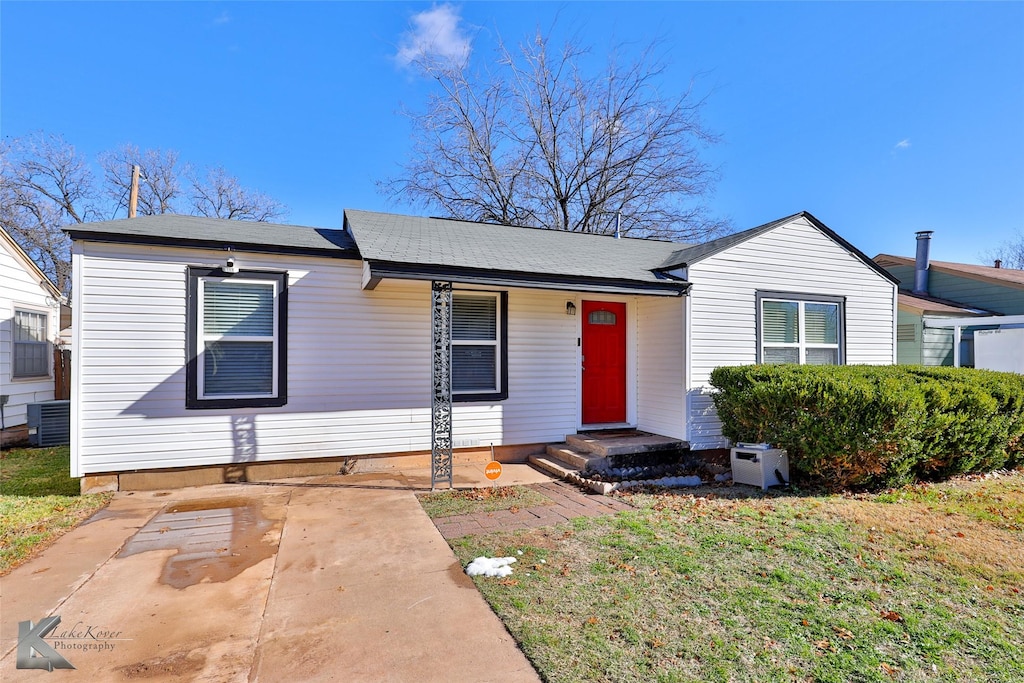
left=395, top=4, right=471, bottom=68
left=895, top=139, right=911, bottom=150
left=209, top=10, right=230, bottom=27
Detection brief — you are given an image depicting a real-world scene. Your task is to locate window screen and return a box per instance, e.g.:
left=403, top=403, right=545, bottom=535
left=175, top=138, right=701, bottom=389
left=760, top=296, right=842, bottom=366
left=452, top=294, right=499, bottom=393
left=13, top=310, right=49, bottom=377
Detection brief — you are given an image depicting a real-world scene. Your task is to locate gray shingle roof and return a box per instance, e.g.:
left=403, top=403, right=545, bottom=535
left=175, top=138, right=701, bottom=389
left=658, top=211, right=898, bottom=285
left=658, top=214, right=800, bottom=269
left=64, top=214, right=356, bottom=255
left=344, top=209, right=684, bottom=285
left=62, top=208, right=893, bottom=294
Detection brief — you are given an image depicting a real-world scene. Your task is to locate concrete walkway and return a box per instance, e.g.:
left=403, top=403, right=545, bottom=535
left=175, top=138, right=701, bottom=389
left=1, top=465, right=548, bottom=682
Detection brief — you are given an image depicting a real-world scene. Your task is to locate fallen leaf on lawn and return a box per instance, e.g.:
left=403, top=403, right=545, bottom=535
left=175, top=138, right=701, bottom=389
left=880, top=610, right=904, bottom=622
left=801, top=619, right=810, bottom=627
left=955, top=531, right=965, bottom=538
left=649, top=638, right=665, bottom=648
left=498, top=578, right=519, bottom=586
left=832, top=626, right=855, bottom=640
left=814, top=639, right=836, bottom=653
left=881, top=662, right=899, bottom=678
left=586, top=617, right=600, bottom=625
left=560, top=565, right=571, bottom=576
left=510, top=506, right=520, bottom=514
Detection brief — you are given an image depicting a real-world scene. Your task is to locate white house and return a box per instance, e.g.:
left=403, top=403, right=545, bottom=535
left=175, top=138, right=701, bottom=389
left=1, top=226, right=62, bottom=431
left=64, top=209, right=897, bottom=490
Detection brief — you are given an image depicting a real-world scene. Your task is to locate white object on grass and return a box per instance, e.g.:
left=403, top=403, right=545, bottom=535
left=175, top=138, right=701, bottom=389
left=465, top=556, right=517, bottom=577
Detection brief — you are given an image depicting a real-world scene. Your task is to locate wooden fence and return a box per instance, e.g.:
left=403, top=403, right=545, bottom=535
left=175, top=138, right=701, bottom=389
left=54, top=348, right=71, bottom=400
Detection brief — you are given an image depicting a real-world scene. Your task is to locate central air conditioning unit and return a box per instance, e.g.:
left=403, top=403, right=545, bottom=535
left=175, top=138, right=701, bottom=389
left=730, top=443, right=789, bottom=491
left=27, top=400, right=71, bottom=447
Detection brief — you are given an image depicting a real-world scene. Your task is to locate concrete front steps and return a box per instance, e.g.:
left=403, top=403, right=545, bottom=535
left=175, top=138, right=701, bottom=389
left=529, top=430, right=688, bottom=494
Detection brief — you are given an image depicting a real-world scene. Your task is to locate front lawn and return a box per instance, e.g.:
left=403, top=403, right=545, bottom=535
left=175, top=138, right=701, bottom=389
left=0, top=445, right=112, bottom=574
left=450, top=472, right=1024, bottom=682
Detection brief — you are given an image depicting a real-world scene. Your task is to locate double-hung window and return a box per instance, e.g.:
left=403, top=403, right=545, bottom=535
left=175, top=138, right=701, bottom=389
left=758, top=292, right=844, bottom=365
left=13, top=309, right=49, bottom=378
left=187, top=268, right=287, bottom=408
left=451, top=292, right=507, bottom=401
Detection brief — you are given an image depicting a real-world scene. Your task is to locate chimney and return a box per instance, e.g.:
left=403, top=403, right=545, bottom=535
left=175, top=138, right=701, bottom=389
left=995, top=259, right=1002, bottom=269
left=912, top=230, right=933, bottom=295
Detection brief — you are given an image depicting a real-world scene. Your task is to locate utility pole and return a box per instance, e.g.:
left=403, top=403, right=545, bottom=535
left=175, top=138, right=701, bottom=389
left=128, top=164, right=141, bottom=218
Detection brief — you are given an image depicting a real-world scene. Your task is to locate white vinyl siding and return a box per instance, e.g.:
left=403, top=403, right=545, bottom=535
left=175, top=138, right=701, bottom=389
left=2, top=232, right=58, bottom=426
left=71, top=242, right=580, bottom=475
left=636, top=296, right=686, bottom=440
left=686, top=216, right=896, bottom=449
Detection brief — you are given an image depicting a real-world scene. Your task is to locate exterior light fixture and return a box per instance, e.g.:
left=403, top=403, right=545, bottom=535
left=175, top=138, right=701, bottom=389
left=566, top=301, right=577, bottom=316
left=223, top=248, right=239, bottom=274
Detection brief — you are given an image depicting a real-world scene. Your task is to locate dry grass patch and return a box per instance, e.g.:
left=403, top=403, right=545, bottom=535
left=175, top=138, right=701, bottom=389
left=450, top=472, right=1024, bottom=683
left=418, top=484, right=553, bottom=519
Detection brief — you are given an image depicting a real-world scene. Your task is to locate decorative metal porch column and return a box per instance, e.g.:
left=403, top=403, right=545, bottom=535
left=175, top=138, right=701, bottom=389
left=431, top=281, right=454, bottom=489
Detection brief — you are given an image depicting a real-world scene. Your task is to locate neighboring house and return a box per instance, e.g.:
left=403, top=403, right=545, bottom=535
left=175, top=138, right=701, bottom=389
left=64, top=210, right=897, bottom=488
left=1, top=226, right=62, bottom=430
left=875, top=231, right=1024, bottom=367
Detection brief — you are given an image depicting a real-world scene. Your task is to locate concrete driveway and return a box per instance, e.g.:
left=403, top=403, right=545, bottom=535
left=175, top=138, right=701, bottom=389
left=1, top=466, right=548, bottom=682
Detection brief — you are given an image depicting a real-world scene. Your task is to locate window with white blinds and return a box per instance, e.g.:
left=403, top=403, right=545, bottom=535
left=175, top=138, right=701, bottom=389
left=452, top=294, right=500, bottom=394
left=759, top=294, right=842, bottom=365
left=187, top=268, right=287, bottom=408
left=13, top=309, right=49, bottom=378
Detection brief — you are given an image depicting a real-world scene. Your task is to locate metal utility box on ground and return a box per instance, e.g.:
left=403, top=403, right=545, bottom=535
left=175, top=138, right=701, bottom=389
left=27, top=400, right=71, bottom=447
left=730, top=444, right=789, bottom=491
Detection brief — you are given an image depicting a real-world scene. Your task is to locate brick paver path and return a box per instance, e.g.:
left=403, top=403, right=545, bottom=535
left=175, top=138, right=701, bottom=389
left=433, top=481, right=632, bottom=539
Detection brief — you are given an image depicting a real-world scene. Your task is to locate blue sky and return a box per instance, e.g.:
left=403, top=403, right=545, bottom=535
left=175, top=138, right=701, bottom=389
left=2, top=1, right=1022, bottom=263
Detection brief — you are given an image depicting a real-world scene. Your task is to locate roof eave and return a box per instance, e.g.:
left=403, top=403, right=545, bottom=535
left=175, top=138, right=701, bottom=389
left=364, top=260, right=689, bottom=297
left=63, top=229, right=361, bottom=260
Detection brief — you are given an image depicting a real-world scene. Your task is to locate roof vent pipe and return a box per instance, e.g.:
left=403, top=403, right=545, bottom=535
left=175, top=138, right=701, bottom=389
left=913, top=230, right=933, bottom=295
left=995, top=259, right=1002, bottom=269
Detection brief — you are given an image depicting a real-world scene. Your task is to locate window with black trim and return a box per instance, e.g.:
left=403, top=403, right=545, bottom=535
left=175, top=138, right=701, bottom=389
left=452, top=291, right=508, bottom=401
left=757, top=292, right=844, bottom=365
left=13, top=309, right=49, bottom=378
left=187, top=268, right=287, bottom=409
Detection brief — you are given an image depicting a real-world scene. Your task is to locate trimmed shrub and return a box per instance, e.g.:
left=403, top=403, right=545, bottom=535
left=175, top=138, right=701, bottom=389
left=709, top=365, right=1024, bottom=490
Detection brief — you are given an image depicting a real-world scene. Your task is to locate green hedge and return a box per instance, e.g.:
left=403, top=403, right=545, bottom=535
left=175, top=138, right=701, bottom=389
left=709, top=365, right=1024, bottom=490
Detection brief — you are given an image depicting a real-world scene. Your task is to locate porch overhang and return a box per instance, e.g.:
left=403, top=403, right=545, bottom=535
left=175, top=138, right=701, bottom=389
left=923, top=314, right=1024, bottom=368
left=361, top=260, right=690, bottom=297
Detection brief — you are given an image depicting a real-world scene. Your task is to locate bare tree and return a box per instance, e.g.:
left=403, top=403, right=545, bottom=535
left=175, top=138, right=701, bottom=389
left=0, top=134, right=98, bottom=293
left=1, top=133, right=289, bottom=296
left=383, top=30, right=728, bottom=241
left=189, top=166, right=286, bottom=222
left=100, top=144, right=183, bottom=216
left=981, top=230, right=1024, bottom=270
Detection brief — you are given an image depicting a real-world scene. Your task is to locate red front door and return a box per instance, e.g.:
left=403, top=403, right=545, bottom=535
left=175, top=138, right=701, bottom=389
left=582, top=300, right=627, bottom=424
